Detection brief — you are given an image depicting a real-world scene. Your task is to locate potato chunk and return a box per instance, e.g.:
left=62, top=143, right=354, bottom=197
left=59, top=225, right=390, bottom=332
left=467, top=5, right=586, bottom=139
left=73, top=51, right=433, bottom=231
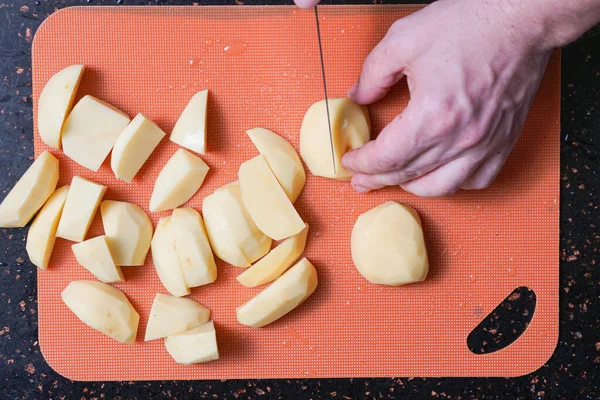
left=61, top=281, right=140, bottom=344
left=164, top=321, right=219, bottom=364
left=351, top=201, right=429, bottom=286
left=169, top=90, right=208, bottom=154
left=72, top=236, right=124, bottom=283
left=56, top=176, right=106, bottom=242
left=145, top=293, right=210, bottom=341
left=151, top=216, right=190, bottom=297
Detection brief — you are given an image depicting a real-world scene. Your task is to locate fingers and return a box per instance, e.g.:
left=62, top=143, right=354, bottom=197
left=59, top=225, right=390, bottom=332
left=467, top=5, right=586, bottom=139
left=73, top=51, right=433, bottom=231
left=294, top=0, right=320, bottom=8
left=347, top=34, right=409, bottom=105
left=400, top=157, right=481, bottom=197
left=461, top=150, right=509, bottom=190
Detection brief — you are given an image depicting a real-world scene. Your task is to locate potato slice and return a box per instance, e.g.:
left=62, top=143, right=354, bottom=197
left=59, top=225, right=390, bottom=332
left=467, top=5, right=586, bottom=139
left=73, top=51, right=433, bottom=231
left=300, top=98, right=370, bottom=180
left=72, top=236, right=124, bottom=283
left=144, top=293, right=210, bottom=341
left=56, top=176, right=106, bottom=242
left=100, top=200, right=152, bottom=266
left=26, top=185, right=69, bottom=270
left=169, top=90, right=208, bottom=154
left=236, top=257, right=318, bottom=328
left=61, top=95, right=130, bottom=171
left=237, top=224, right=309, bottom=287
left=0, top=151, right=59, bottom=228
left=202, top=183, right=271, bottom=267
left=238, top=155, right=305, bottom=240
left=149, top=148, right=209, bottom=212
left=111, top=113, right=166, bottom=182
left=164, top=321, right=219, bottom=364
left=61, top=280, right=139, bottom=344
left=171, top=208, right=217, bottom=287
left=247, top=127, right=306, bottom=203
left=351, top=201, right=428, bottom=286
left=151, top=216, right=190, bottom=297
left=37, top=64, right=85, bottom=150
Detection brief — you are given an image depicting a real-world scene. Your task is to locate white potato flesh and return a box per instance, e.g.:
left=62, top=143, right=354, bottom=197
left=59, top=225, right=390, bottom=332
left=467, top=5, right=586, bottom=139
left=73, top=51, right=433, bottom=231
left=100, top=200, right=153, bottom=266
left=236, top=257, right=318, bottom=328
left=61, top=280, right=140, bottom=344
left=149, top=148, right=209, bottom=212
left=151, top=217, right=190, bottom=297
left=37, top=64, right=85, bottom=150
left=111, top=113, right=166, bottom=182
left=169, top=90, right=208, bottom=154
left=238, top=155, right=305, bottom=240
left=351, top=201, right=429, bottom=286
left=300, top=98, right=370, bottom=180
left=202, top=183, right=271, bottom=267
left=26, top=185, right=69, bottom=270
left=72, top=235, right=124, bottom=283
left=237, top=224, right=309, bottom=288
left=61, top=95, right=130, bottom=171
left=56, top=176, right=106, bottom=242
left=0, top=151, right=59, bottom=228
left=171, top=208, right=217, bottom=287
left=164, top=321, right=219, bottom=365
left=144, top=293, right=210, bottom=341
left=246, top=127, right=306, bottom=203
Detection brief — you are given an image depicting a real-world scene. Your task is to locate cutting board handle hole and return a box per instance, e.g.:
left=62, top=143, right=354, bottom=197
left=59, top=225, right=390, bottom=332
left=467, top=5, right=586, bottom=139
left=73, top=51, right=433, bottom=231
left=467, top=286, right=536, bottom=354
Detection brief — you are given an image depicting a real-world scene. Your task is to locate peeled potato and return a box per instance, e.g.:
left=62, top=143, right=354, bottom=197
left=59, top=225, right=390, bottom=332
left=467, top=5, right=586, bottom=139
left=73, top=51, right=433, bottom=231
left=237, top=224, right=309, bottom=287
left=351, top=201, right=429, bottom=286
left=144, top=293, right=210, bottom=341
left=61, top=95, right=131, bottom=172
left=0, top=151, right=59, bottom=228
left=111, top=113, right=166, bottom=182
left=56, top=176, right=106, bottom=242
left=149, top=148, right=209, bottom=212
left=202, top=183, right=271, bottom=267
left=238, top=155, right=305, bottom=240
left=151, top=216, right=190, bottom=297
left=169, top=90, right=208, bottom=154
left=61, top=280, right=140, bottom=344
left=72, top=236, right=124, bottom=283
left=100, top=200, right=153, bottom=266
left=26, top=185, right=69, bottom=270
left=164, top=321, right=219, bottom=365
left=37, top=64, right=85, bottom=150
left=246, top=127, right=306, bottom=203
left=236, top=258, right=318, bottom=328
left=300, top=98, right=370, bottom=180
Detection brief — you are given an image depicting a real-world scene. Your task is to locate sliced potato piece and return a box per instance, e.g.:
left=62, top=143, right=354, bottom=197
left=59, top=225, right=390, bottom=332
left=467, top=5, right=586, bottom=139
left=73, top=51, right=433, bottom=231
left=236, top=257, right=318, bottom=328
left=0, top=151, right=59, bottom=228
left=238, top=155, right=305, bottom=240
left=100, top=200, right=153, bottom=266
left=151, top=216, right=190, bottom=297
left=144, top=293, right=210, bottom=341
left=169, top=90, right=208, bottom=154
left=202, top=183, right=271, bottom=267
left=149, top=148, right=209, bottom=212
left=351, top=201, right=429, bottom=286
left=171, top=208, right=217, bottom=287
left=247, top=127, right=306, bottom=203
left=37, top=64, right=85, bottom=150
left=56, top=176, right=106, bottom=242
left=61, top=280, right=140, bottom=344
left=72, top=236, right=124, bottom=283
left=237, top=224, right=309, bottom=287
left=300, top=98, right=370, bottom=180
left=26, top=185, right=69, bottom=270
left=61, top=95, right=130, bottom=171
left=111, top=113, right=166, bottom=182
left=164, top=321, right=219, bottom=364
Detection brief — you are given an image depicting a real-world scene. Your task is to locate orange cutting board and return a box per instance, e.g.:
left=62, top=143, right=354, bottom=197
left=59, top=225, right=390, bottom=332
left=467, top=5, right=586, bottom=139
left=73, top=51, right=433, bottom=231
left=32, top=5, right=559, bottom=380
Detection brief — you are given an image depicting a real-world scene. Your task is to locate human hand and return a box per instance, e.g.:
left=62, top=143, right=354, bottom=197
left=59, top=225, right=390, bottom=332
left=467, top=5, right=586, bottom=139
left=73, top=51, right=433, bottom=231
left=341, top=0, right=554, bottom=197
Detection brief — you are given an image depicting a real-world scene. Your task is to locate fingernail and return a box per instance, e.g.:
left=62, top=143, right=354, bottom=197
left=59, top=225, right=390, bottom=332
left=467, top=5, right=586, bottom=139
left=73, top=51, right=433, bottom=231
left=353, top=184, right=369, bottom=193
left=347, top=83, right=358, bottom=98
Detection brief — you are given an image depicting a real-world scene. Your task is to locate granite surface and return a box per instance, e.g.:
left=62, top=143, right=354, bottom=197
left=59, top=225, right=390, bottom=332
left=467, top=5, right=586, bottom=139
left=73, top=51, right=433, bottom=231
left=0, top=0, right=598, bottom=399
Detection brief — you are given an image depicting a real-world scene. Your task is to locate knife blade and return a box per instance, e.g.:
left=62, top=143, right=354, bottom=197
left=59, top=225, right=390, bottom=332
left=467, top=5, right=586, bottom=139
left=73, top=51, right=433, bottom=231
left=314, top=6, right=336, bottom=175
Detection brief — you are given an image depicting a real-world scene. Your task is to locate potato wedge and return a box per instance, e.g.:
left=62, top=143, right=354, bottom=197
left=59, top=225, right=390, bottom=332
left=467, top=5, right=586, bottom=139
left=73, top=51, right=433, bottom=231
left=151, top=216, right=190, bottom=297
left=145, top=293, right=210, bottom=341
left=164, top=321, right=219, bottom=364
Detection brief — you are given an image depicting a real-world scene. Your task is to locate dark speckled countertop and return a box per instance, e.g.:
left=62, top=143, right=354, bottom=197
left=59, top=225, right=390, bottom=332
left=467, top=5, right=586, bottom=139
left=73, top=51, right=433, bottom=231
left=0, top=1, right=599, bottom=399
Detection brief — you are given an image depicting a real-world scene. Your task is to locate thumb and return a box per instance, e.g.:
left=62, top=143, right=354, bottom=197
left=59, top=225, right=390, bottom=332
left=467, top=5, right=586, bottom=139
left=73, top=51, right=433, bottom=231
left=294, top=0, right=321, bottom=8
left=348, top=32, right=408, bottom=105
